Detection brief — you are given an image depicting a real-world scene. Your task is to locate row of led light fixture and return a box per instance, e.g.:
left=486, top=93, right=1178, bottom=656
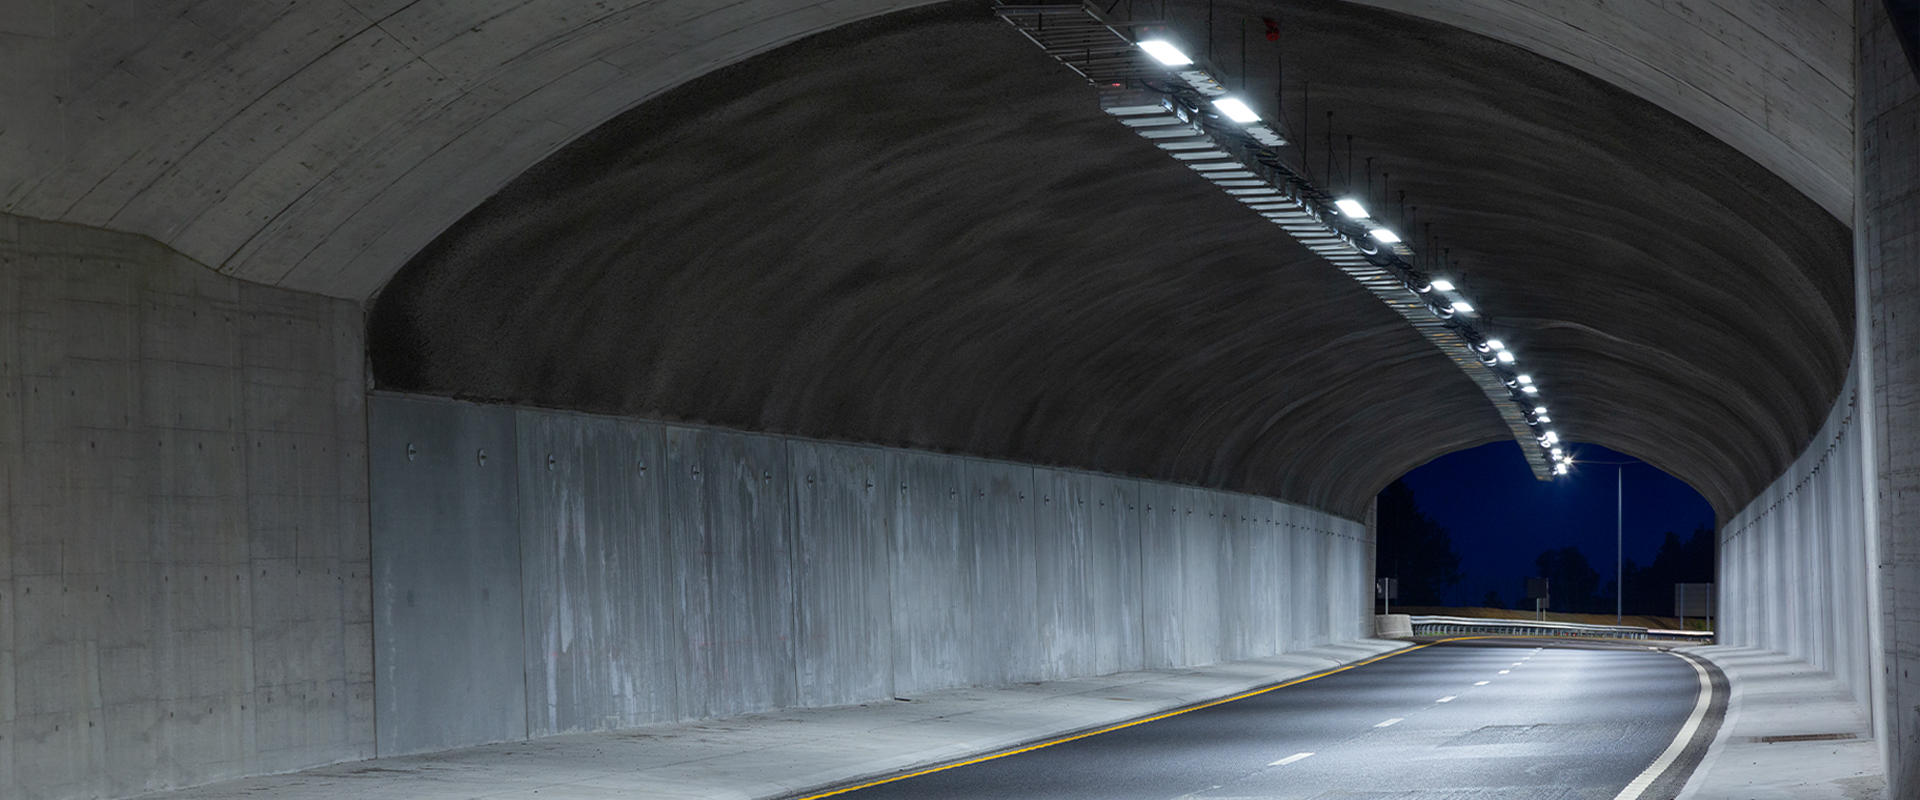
left=1138, top=36, right=1573, bottom=476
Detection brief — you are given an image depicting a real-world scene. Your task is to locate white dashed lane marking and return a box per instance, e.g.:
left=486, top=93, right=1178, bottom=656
left=1437, top=696, right=1457, bottom=703
left=1269, top=752, right=1314, bottom=766
left=1474, top=681, right=1489, bottom=686
left=1374, top=718, right=1404, bottom=728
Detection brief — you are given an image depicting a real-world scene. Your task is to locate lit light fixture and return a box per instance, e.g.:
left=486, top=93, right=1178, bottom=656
left=1487, top=340, right=1505, bottom=350
left=1496, top=351, right=1515, bottom=363
left=1213, top=98, right=1260, bottom=123
left=1533, top=406, right=1547, bottom=414
left=1544, top=431, right=1559, bottom=444
left=1335, top=198, right=1369, bottom=218
left=1370, top=228, right=1402, bottom=243
left=1430, top=279, right=1455, bottom=291
left=1538, top=415, right=1551, bottom=423
left=1551, top=448, right=1564, bottom=458
left=1516, top=375, right=1533, bottom=384
left=1138, top=40, right=1192, bottom=66
left=1451, top=301, right=1475, bottom=313
left=1522, top=385, right=1539, bottom=394
left=1555, top=464, right=1569, bottom=475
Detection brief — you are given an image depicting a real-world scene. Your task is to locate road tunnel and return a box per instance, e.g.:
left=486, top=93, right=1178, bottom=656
left=0, top=0, right=1913, bottom=797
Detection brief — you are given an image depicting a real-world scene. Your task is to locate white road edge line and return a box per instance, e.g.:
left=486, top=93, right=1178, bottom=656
left=1269, top=752, right=1315, bottom=766
left=1499, top=670, right=1510, bottom=674
left=1437, top=696, right=1457, bottom=703
left=1373, top=717, right=1404, bottom=728
left=1474, top=681, right=1490, bottom=686
left=1611, top=651, right=1713, bottom=800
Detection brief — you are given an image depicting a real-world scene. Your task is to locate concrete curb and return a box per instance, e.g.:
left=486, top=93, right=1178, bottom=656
left=1674, top=645, right=1885, bottom=800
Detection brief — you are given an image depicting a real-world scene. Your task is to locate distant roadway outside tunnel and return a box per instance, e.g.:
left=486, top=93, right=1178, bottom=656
left=808, top=640, right=1719, bottom=799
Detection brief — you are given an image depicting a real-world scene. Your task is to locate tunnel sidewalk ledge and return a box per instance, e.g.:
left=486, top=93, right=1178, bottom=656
left=133, top=639, right=1412, bottom=800
left=1676, top=645, right=1886, bottom=799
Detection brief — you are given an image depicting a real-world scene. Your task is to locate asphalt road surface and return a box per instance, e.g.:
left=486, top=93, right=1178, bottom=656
left=815, top=640, right=1716, bottom=799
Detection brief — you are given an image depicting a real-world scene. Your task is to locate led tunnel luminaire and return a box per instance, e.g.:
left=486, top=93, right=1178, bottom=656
left=1335, top=199, right=1369, bottom=218
left=1538, top=415, right=1551, bottom=422
left=1534, top=406, right=1547, bottom=414
left=1516, top=375, right=1533, bottom=384
left=1430, top=279, right=1455, bottom=291
left=1370, top=228, right=1402, bottom=243
left=1544, top=432, right=1559, bottom=444
left=1487, top=340, right=1505, bottom=350
left=1451, top=301, right=1475, bottom=313
left=1138, top=40, right=1192, bottom=66
left=1213, top=98, right=1260, bottom=123
left=1496, top=351, right=1515, bottom=363
left=1522, top=385, right=1539, bottom=394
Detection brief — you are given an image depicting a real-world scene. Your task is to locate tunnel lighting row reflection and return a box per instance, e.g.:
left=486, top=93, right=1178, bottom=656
left=1222, top=69, right=1563, bottom=476
left=1139, top=40, right=1193, bottom=66
left=1476, top=325, right=1564, bottom=471
left=1348, top=194, right=1566, bottom=473
left=1213, top=97, right=1261, bottom=123
left=1324, top=188, right=1562, bottom=471
left=1344, top=201, right=1565, bottom=469
left=1020, top=24, right=1571, bottom=478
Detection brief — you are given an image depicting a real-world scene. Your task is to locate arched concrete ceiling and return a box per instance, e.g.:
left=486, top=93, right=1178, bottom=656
left=0, top=0, right=1849, bottom=302
left=367, top=0, right=1851, bottom=520
left=1340, top=0, right=1854, bottom=222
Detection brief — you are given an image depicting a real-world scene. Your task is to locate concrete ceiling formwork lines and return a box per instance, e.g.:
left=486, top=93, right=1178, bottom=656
left=364, top=0, right=1849, bottom=521
left=0, top=0, right=1853, bottom=304
left=1338, top=0, right=1855, bottom=222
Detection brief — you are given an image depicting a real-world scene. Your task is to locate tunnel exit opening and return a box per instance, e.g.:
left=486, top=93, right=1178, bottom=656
left=1377, top=440, right=1716, bottom=634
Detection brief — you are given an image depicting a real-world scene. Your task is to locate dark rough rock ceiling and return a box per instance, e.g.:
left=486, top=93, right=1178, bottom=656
left=368, top=0, right=1850, bottom=521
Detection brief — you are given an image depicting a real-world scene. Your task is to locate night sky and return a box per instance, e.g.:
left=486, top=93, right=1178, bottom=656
left=1395, top=440, right=1716, bottom=607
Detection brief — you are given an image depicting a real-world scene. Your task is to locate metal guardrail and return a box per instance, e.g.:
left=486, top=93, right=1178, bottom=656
left=1409, top=615, right=1715, bottom=643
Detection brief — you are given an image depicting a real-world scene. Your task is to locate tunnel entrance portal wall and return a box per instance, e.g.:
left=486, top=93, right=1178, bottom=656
left=367, top=393, right=1374, bottom=753
left=0, top=214, right=374, bottom=800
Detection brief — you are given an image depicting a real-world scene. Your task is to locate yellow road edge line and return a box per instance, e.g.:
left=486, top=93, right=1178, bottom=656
left=793, top=637, right=1498, bottom=799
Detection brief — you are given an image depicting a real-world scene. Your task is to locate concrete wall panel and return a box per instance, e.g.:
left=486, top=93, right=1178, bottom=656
left=967, top=460, right=1039, bottom=686
left=1036, top=468, right=1095, bottom=682
left=368, top=397, right=526, bottom=756
left=1139, top=481, right=1182, bottom=670
left=666, top=425, right=796, bottom=720
left=1088, top=474, right=1144, bottom=676
left=361, top=397, right=1375, bottom=783
left=515, top=412, right=676, bottom=736
left=888, top=450, right=970, bottom=695
left=791, top=440, right=893, bottom=707
left=1179, top=487, right=1222, bottom=669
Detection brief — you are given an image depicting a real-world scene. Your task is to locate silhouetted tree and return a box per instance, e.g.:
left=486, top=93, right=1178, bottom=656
left=1534, top=546, right=1603, bottom=613
left=1618, top=525, right=1715, bottom=615
left=1375, top=480, right=1463, bottom=605
left=1479, top=589, right=1505, bottom=609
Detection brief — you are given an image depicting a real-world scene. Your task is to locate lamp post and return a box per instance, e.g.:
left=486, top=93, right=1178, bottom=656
left=1577, top=457, right=1639, bottom=625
